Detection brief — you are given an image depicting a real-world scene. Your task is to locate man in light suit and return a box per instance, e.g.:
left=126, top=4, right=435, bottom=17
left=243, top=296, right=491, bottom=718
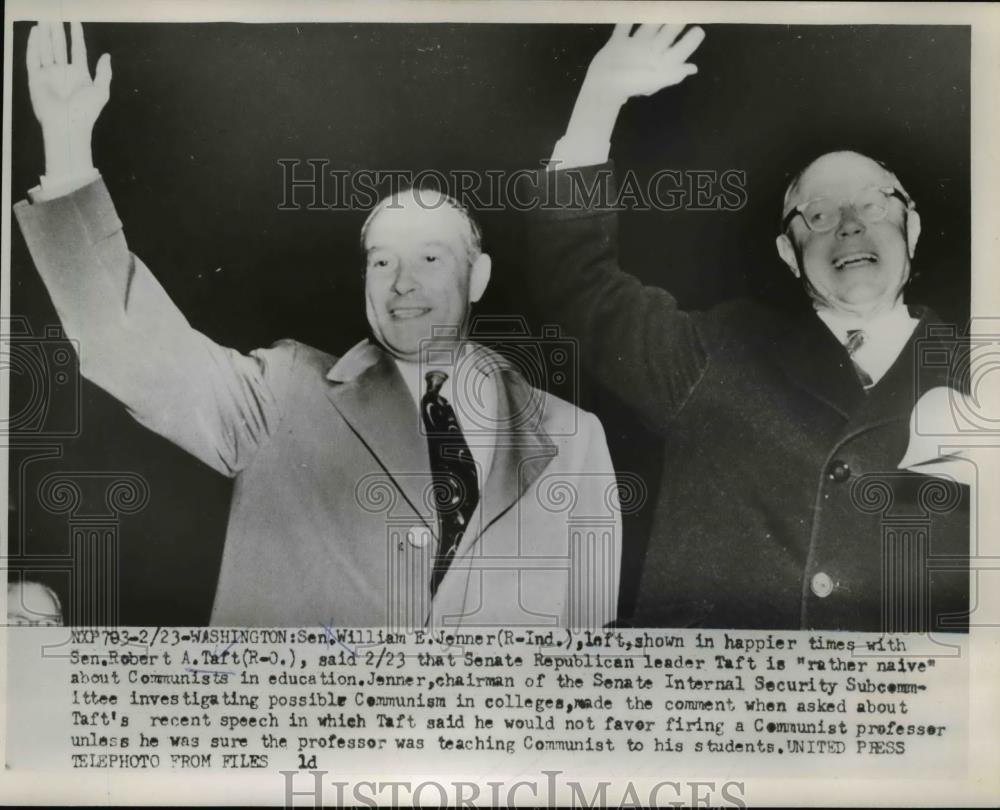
left=520, top=24, right=968, bottom=632
left=15, top=22, right=620, bottom=628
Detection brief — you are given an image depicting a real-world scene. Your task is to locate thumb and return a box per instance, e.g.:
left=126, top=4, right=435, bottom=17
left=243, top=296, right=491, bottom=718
left=95, top=53, right=112, bottom=91
left=681, top=62, right=698, bottom=76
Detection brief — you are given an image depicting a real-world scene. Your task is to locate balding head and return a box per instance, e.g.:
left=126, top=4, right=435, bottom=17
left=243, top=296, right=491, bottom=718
left=782, top=150, right=906, bottom=223
left=361, top=187, right=483, bottom=264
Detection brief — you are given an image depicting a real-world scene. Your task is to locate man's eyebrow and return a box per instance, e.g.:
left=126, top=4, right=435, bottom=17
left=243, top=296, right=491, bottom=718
left=365, top=239, right=462, bottom=256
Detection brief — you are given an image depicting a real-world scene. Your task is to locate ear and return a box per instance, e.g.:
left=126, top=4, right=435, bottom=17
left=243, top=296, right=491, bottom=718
left=905, top=209, right=921, bottom=259
left=775, top=233, right=800, bottom=278
left=468, top=253, right=492, bottom=303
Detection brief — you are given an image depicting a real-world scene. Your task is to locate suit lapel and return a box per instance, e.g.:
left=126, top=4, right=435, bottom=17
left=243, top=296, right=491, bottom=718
left=842, top=308, right=950, bottom=437
left=478, top=364, right=559, bottom=532
left=772, top=309, right=867, bottom=418
left=774, top=306, right=951, bottom=438
left=326, top=346, right=435, bottom=532
left=326, top=340, right=560, bottom=625
left=432, top=351, right=560, bottom=622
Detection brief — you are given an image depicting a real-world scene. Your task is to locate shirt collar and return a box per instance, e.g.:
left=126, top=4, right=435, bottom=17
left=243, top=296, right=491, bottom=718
left=327, top=338, right=506, bottom=383
left=392, top=342, right=491, bottom=404
left=814, top=298, right=916, bottom=344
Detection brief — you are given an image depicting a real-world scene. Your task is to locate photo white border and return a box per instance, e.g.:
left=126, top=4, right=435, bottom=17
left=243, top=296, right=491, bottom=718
left=2, top=1, right=998, bottom=805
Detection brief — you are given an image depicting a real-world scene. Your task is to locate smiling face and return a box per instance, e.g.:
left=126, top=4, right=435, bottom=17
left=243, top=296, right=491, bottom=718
left=776, top=151, right=921, bottom=319
left=363, top=190, right=491, bottom=362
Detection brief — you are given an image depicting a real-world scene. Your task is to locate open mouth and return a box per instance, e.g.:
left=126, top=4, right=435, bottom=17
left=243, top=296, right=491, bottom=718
left=390, top=307, right=431, bottom=320
left=833, top=252, right=879, bottom=270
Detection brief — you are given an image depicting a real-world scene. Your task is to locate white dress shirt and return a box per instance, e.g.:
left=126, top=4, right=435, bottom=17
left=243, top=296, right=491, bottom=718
left=31, top=167, right=102, bottom=202
left=392, top=342, right=498, bottom=484
left=549, top=133, right=611, bottom=171
left=815, top=299, right=919, bottom=388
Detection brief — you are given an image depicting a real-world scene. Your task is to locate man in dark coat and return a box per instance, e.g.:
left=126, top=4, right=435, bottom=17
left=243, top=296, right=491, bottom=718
left=520, top=23, right=968, bottom=631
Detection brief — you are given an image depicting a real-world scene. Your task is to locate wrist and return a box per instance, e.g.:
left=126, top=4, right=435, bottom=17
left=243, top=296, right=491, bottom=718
left=579, top=72, right=629, bottom=115
left=36, top=166, right=100, bottom=201
left=42, top=130, right=95, bottom=182
left=566, top=76, right=626, bottom=143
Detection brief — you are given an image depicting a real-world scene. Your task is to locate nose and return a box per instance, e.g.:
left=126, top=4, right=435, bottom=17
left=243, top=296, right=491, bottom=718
left=835, top=206, right=866, bottom=238
left=392, top=261, right=419, bottom=295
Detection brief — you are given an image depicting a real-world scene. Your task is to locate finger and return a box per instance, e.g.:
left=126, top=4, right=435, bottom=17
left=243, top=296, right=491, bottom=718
left=634, top=23, right=663, bottom=41
left=654, top=62, right=698, bottom=90
left=70, top=22, right=88, bottom=72
left=26, top=25, right=41, bottom=73
left=38, top=21, right=54, bottom=65
left=95, top=53, right=112, bottom=95
left=655, top=24, right=684, bottom=48
left=52, top=21, right=68, bottom=65
left=609, top=22, right=631, bottom=42
left=670, top=25, right=706, bottom=63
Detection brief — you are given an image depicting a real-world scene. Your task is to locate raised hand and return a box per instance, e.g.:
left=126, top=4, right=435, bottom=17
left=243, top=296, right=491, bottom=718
left=584, top=23, right=705, bottom=105
left=26, top=21, right=111, bottom=180
left=553, top=23, right=706, bottom=169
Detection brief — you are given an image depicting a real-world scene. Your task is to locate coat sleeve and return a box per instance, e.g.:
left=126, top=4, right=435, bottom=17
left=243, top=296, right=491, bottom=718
left=522, top=162, right=711, bottom=435
left=14, top=178, right=294, bottom=477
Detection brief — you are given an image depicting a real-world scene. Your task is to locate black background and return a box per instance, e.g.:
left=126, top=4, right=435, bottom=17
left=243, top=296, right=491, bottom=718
left=8, top=23, right=970, bottom=625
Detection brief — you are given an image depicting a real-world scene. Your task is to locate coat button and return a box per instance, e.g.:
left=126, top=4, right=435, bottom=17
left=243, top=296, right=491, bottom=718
left=810, top=572, right=834, bottom=598
left=827, top=460, right=851, bottom=482
left=406, top=526, right=432, bottom=549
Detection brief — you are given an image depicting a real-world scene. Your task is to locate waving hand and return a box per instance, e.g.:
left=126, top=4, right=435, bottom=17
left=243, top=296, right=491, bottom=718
left=553, top=23, right=705, bottom=168
left=26, top=22, right=111, bottom=181
left=586, top=23, right=705, bottom=104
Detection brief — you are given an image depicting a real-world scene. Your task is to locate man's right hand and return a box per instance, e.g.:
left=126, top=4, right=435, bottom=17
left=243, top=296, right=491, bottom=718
left=583, top=23, right=704, bottom=108
left=27, top=22, right=111, bottom=184
left=551, top=23, right=704, bottom=170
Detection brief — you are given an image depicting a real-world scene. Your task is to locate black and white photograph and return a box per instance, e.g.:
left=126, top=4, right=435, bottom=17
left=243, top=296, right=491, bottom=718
left=7, top=14, right=974, bottom=632
left=2, top=1, right=998, bottom=805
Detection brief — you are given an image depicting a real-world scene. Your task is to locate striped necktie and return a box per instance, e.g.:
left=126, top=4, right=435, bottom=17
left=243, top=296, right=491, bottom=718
left=421, top=370, right=480, bottom=594
left=845, top=329, right=874, bottom=389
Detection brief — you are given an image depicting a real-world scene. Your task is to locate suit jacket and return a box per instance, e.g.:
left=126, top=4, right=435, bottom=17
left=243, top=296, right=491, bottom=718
left=15, top=179, right=621, bottom=628
left=521, top=162, right=969, bottom=632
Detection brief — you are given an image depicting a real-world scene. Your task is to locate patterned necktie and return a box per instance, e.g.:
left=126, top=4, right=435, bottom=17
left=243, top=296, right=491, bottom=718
left=845, top=329, right=874, bottom=389
left=421, top=370, right=479, bottom=594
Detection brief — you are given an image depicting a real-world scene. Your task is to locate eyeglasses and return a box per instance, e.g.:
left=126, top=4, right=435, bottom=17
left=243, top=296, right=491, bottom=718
left=782, top=186, right=913, bottom=233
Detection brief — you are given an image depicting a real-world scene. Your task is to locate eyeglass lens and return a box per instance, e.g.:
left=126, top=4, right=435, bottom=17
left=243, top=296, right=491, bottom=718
left=802, top=188, right=894, bottom=232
